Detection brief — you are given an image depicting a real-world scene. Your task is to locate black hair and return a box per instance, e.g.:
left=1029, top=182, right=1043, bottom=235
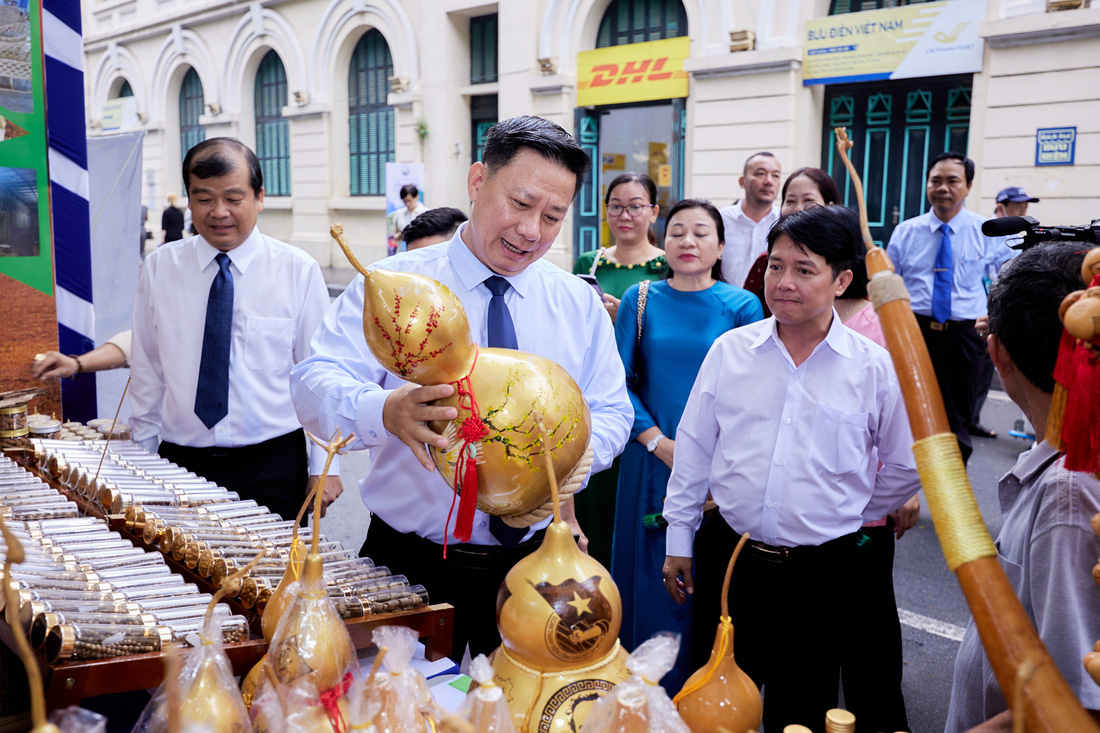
left=987, top=241, right=1095, bottom=393
left=401, top=207, right=467, bottom=246
left=767, top=205, right=857, bottom=280
left=663, top=198, right=726, bottom=283
left=604, top=173, right=657, bottom=206
left=743, top=151, right=778, bottom=174
left=837, top=206, right=869, bottom=300
left=182, top=137, right=263, bottom=196
left=399, top=184, right=419, bottom=200
left=481, top=116, right=591, bottom=199
left=928, top=151, right=975, bottom=185
left=781, top=167, right=842, bottom=207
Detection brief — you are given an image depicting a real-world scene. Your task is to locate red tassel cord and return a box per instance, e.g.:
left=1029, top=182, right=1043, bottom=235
left=1055, top=272, right=1100, bottom=474
left=318, top=672, right=354, bottom=733
left=442, top=347, right=489, bottom=551
left=1061, top=340, right=1100, bottom=475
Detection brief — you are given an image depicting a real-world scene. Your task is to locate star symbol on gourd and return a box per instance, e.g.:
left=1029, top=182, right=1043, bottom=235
left=566, top=591, right=591, bottom=617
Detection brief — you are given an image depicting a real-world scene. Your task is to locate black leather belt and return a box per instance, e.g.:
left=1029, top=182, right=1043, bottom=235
left=915, top=313, right=976, bottom=332
left=747, top=540, right=794, bottom=563
left=443, top=529, right=547, bottom=558
left=744, top=533, right=858, bottom=564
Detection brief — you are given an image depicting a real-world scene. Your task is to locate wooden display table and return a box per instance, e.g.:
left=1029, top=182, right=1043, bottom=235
left=1, top=459, right=455, bottom=710
left=0, top=604, right=453, bottom=709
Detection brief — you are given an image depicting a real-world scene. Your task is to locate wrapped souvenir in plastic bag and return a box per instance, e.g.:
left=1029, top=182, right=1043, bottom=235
left=132, top=606, right=250, bottom=733
left=49, top=706, right=106, bottom=733
left=361, top=626, right=432, bottom=732
left=456, top=655, right=517, bottom=733
left=252, top=550, right=355, bottom=732
left=579, top=634, right=690, bottom=733
left=254, top=669, right=352, bottom=733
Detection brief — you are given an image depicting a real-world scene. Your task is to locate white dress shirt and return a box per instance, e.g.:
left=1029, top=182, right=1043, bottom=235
left=718, top=200, right=780, bottom=289
left=130, top=228, right=335, bottom=474
left=664, top=314, right=919, bottom=554
left=290, top=225, right=633, bottom=545
left=887, top=209, right=1016, bottom=320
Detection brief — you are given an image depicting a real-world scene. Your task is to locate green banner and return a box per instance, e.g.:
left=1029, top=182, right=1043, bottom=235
left=0, top=0, right=54, bottom=296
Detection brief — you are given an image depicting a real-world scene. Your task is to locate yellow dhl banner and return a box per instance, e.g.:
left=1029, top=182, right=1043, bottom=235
left=576, top=36, right=689, bottom=107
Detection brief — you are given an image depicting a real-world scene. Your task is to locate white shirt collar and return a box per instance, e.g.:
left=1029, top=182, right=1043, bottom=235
left=731, top=199, right=780, bottom=224
left=926, top=207, right=969, bottom=235
left=195, top=226, right=262, bottom=274
left=448, top=222, right=536, bottom=298
left=749, top=309, right=854, bottom=361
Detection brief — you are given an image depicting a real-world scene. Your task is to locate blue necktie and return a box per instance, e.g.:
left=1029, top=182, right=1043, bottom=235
left=483, top=275, right=526, bottom=547
left=484, top=275, right=518, bottom=350
left=195, top=253, right=233, bottom=429
left=931, top=223, right=953, bottom=324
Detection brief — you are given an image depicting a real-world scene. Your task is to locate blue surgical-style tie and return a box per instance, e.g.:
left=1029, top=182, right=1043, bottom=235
left=483, top=275, right=526, bottom=547
left=931, top=223, right=953, bottom=324
left=195, top=253, right=234, bottom=429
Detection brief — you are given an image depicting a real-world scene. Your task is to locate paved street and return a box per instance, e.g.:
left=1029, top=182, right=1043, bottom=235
left=319, top=382, right=1030, bottom=732
left=894, top=389, right=1027, bottom=733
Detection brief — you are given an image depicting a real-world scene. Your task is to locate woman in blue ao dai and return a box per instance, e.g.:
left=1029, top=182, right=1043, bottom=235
left=611, top=199, right=764, bottom=691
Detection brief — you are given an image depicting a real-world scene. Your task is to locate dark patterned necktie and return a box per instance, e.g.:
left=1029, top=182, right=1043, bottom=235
left=483, top=275, right=526, bottom=547
left=195, top=253, right=233, bottom=428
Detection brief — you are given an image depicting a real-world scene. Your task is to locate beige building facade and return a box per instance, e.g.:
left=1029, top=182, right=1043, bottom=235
left=83, top=0, right=1100, bottom=270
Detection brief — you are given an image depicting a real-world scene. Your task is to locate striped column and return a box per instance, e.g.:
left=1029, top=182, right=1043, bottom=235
left=43, top=0, right=95, bottom=421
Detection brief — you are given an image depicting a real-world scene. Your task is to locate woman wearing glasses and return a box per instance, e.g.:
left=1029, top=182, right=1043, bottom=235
left=573, top=172, right=669, bottom=568
left=574, top=173, right=668, bottom=324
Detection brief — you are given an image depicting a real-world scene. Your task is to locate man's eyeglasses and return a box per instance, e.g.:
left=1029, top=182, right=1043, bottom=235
left=607, top=204, right=655, bottom=217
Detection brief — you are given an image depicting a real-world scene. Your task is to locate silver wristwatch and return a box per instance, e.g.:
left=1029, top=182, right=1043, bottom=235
left=646, top=434, right=664, bottom=453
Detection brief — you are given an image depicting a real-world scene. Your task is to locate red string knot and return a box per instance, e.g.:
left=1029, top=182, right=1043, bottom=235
left=459, top=415, right=489, bottom=444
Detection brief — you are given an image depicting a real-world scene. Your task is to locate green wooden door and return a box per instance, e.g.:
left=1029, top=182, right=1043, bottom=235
left=573, top=109, right=602, bottom=258
left=822, top=75, right=973, bottom=246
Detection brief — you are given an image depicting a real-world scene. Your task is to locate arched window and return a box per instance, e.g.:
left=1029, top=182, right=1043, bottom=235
left=254, top=50, right=290, bottom=196
left=117, top=80, right=133, bottom=98
left=596, top=0, right=688, bottom=48
left=348, top=29, right=394, bottom=196
left=179, top=68, right=206, bottom=162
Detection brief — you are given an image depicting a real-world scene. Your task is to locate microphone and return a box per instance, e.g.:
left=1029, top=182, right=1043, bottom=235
left=981, top=216, right=1036, bottom=238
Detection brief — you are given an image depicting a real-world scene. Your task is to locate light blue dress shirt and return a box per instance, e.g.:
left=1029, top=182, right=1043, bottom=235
left=887, top=209, right=1017, bottom=320
left=290, top=225, right=633, bottom=545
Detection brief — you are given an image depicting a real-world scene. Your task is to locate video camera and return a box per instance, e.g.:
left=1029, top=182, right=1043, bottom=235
left=982, top=216, right=1100, bottom=251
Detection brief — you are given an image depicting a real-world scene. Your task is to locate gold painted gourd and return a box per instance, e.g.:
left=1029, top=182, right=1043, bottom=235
left=675, top=534, right=761, bottom=733
left=491, top=514, right=629, bottom=731
left=331, top=225, right=591, bottom=534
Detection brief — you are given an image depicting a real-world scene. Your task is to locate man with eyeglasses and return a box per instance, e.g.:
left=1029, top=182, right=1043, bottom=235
left=719, top=152, right=782, bottom=288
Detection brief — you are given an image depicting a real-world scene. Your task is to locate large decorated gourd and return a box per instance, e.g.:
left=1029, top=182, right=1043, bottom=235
left=674, top=534, right=761, bottom=733
left=330, top=224, right=590, bottom=541
left=491, top=416, right=629, bottom=732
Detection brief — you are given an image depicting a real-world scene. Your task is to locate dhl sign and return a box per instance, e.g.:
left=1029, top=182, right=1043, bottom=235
left=576, top=36, right=689, bottom=107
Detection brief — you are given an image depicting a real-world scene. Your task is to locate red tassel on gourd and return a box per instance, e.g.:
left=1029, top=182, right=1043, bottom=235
left=1053, top=260, right=1100, bottom=477
left=442, top=349, right=488, bottom=546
